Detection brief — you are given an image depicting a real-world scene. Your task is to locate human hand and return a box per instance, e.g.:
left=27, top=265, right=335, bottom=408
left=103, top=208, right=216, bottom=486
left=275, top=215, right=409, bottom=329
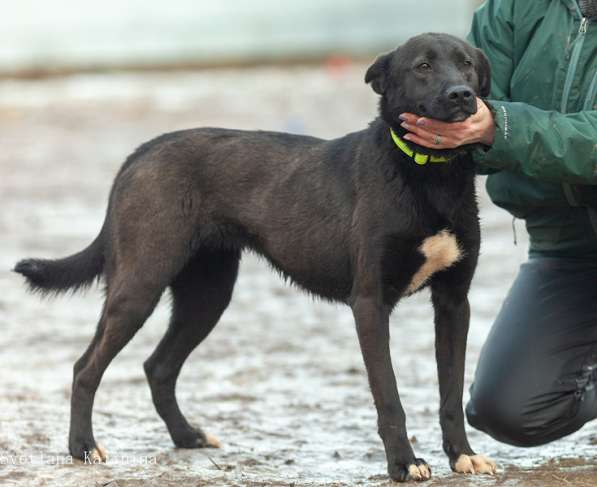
left=399, top=98, right=495, bottom=149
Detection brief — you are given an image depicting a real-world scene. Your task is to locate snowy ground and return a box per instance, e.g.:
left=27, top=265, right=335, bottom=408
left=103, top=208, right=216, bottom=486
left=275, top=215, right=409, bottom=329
left=0, top=65, right=595, bottom=486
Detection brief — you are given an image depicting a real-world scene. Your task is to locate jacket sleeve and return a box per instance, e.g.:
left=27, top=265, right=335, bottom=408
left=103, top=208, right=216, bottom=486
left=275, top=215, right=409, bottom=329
left=467, top=0, right=597, bottom=184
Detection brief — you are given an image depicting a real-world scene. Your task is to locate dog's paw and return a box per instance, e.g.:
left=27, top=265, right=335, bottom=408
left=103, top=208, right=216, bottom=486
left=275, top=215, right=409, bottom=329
left=70, top=438, right=108, bottom=463
left=174, top=428, right=221, bottom=449
left=88, top=444, right=108, bottom=463
left=204, top=433, right=221, bottom=448
left=389, top=458, right=431, bottom=482
left=74, top=445, right=107, bottom=464
left=452, top=454, right=496, bottom=475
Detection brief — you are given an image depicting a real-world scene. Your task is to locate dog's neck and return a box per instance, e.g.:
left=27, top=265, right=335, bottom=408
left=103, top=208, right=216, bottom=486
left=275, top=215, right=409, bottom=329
left=374, top=119, right=467, bottom=164
left=382, top=117, right=469, bottom=162
left=369, top=117, right=476, bottom=191
left=389, top=127, right=455, bottom=165
left=370, top=117, right=476, bottom=225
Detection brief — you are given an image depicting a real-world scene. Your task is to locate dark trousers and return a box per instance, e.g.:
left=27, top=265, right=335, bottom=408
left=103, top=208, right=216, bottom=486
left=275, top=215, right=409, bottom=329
left=466, top=256, right=597, bottom=446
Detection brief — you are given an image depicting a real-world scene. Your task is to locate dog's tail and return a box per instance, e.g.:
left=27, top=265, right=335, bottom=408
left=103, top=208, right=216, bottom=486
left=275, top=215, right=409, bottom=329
left=14, top=225, right=106, bottom=295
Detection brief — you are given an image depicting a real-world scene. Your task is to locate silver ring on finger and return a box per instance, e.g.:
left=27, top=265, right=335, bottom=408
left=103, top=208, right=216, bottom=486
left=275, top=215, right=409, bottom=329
left=434, top=134, right=442, bottom=145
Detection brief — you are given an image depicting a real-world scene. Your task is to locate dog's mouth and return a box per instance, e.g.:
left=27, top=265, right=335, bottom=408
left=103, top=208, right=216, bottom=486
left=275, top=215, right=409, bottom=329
left=416, top=102, right=477, bottom=123
left=447, top=111, right=472, bottom=123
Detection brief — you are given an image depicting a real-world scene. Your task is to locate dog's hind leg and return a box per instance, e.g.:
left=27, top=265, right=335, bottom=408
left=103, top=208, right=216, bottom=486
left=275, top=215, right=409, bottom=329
left=144, top=248, right=240, bottom=449
left=69, top=269, right=168, bottom=462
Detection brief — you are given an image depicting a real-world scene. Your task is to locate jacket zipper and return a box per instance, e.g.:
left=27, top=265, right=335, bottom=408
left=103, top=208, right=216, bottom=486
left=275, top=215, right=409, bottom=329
left=560, top=17, right=588, bottom=113
left=560, top=16, right=591, bottom=210
left=584, top=68, right=597, bottom=235
left=560, top=10, right=597, bottom=233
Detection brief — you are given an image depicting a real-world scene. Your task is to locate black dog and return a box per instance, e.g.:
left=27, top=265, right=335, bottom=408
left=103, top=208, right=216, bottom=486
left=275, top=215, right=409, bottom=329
left=16, top=33, right=497, bottom=481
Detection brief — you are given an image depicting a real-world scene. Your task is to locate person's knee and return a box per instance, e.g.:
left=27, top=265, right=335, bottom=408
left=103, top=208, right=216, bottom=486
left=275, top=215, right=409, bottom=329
left=465, top=387, right=580, bottom=447
left=466, top=391, right=533, bottom=446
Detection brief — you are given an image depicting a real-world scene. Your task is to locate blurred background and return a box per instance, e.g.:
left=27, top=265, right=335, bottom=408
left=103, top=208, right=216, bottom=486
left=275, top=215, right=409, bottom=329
left=1, top=1, right=595, bottom=487
left=2, top=0, right=483, bottom=76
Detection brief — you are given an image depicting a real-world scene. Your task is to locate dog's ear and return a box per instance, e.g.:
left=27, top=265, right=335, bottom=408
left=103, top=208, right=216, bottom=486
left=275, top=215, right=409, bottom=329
left=365, top=52, right=391, bottom=95
left=474, top=48, right=491, bottom=97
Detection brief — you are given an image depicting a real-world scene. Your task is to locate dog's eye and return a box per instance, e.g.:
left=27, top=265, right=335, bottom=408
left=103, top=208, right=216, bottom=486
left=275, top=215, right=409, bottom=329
left=463, top=60, right=473, bottom=67
left=417, top=63, right=432, bottom=71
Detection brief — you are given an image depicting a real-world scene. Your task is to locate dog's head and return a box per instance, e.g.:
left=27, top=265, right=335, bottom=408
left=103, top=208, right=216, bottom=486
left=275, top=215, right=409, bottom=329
left=365, top=33, right=491, bottom=124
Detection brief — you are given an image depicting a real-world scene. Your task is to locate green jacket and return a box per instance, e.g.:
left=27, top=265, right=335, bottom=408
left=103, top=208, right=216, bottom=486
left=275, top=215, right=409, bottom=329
left=467, top=0, right=597, bottom=257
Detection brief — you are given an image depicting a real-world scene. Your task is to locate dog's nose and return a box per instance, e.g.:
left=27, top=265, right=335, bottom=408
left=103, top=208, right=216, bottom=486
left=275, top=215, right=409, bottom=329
left=445, top=85, right=476, bottom=113
left=446, top=85, right=473, bottom=102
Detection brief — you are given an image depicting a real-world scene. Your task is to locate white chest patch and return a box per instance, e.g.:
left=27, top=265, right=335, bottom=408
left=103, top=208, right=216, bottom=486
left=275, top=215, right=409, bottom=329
left=406, top=230, right=462, bottom=294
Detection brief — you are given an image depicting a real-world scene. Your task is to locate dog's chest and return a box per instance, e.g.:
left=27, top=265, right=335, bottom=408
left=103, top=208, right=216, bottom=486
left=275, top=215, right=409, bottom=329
left=381, top=227, right=464, bottom=299
left=406, top=230, right=462, bottom=294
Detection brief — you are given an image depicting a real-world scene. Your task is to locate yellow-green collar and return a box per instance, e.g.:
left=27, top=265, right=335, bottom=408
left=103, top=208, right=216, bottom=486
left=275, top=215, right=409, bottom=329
left=390, top=128, right=454, bottom=165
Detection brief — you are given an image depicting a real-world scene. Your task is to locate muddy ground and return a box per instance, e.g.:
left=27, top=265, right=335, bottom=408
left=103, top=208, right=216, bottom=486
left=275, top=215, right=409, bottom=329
left=1, top=65, right=595, bottom=486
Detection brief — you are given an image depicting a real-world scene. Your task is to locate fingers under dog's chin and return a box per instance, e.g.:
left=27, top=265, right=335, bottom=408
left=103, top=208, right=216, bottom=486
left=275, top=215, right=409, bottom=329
left=405, top=136, right=435, bottom=149
left=425, top=109, right=475, bottom=124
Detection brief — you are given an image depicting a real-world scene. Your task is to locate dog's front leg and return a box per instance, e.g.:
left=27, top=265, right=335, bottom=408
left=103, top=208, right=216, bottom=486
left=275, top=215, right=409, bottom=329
left=351, top=294, right=431, bottom=482
left=431, top=281, right=496, bottom=476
